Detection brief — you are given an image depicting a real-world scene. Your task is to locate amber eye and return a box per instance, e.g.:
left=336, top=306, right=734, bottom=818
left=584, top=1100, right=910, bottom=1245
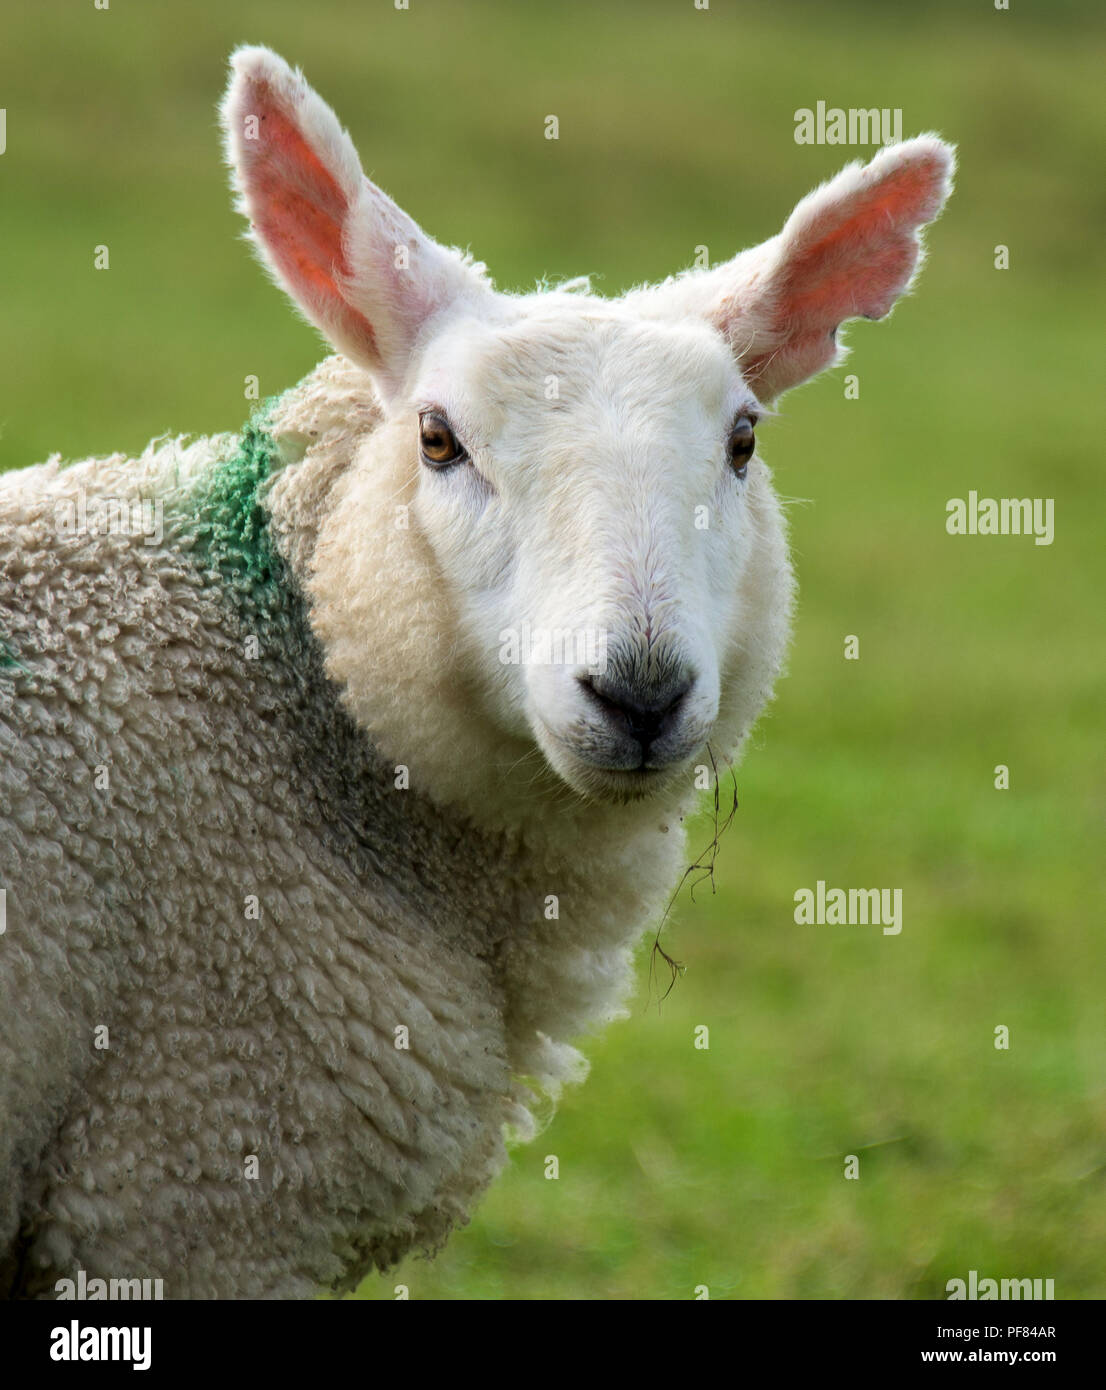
left=419, top=412, right=468, bottom=469
left=728, top=414, right=756, bottom=478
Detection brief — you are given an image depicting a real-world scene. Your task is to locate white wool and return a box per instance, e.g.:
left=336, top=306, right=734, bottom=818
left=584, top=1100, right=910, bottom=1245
left=0, top=46, right=953, bottom=1298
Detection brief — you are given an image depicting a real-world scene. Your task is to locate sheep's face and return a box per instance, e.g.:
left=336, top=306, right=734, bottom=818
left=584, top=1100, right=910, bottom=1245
left=225, top=47, right=953, bottom=806
left=406, top=301, right=787, bottom=802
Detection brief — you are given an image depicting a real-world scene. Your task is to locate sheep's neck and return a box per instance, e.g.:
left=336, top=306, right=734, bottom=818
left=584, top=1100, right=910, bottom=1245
left=184, top=366, right=691, bottom=1079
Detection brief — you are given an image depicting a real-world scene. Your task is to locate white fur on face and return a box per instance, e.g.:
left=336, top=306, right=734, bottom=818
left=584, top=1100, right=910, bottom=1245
left=403, top=294, right=765, bottom=801
left=224, top=47, right=953, bottom=814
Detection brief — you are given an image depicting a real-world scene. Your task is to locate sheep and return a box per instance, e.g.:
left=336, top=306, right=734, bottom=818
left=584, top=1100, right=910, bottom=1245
left=0, top=45, right=954, bottom=1300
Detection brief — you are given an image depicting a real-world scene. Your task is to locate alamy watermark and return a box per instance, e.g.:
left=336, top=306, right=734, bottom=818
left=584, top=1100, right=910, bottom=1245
left=49, top=1322, right=152, bottom=1371
left=54, top=490, right=163, bottom=547
left=946, top=492, right=1054, bottom=546
left=794, top=880, right=902, bottom=935
left=794, top=102, right=903, bottom=146
left=55, top=1269, right=164, bottom=1301
left=946, top=1269, right=1055, bottom=1301
left=498, top=622, right=608, bottom=674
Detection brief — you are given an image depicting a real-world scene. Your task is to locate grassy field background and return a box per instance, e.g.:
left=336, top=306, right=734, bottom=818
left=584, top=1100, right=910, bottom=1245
left=2, top=1, right=1102, bottom=1299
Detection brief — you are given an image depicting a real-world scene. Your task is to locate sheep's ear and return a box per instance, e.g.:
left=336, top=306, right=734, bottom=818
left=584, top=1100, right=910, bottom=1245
left=671, top=138, right=955, bottom=402
left=221, top=46, right=486, bottom=401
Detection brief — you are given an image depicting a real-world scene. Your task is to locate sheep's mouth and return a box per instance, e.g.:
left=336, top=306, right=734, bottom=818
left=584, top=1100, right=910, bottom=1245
left=546, top=761, right=670, bottom=805
left=581, top=765, right=671, bottom=804
left=533, top=728, right=682, bottom=802
left=529, top=709, right=703, bottom=802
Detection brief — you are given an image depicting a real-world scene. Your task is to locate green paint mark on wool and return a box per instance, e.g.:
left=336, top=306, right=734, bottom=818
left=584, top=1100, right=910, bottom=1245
left=186, top=403, right=319, bottom=664
left=192, top=413, right=282, bottom=588
left=0, top=637, right=25, bottom=672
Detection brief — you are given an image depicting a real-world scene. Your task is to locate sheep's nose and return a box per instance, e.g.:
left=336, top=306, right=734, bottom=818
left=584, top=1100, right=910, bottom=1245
left=580, top=673, right=692, bottom=749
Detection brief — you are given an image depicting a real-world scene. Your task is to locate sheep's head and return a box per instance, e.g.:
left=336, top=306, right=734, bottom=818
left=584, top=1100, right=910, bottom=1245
left=223, top=48, right=954, bottom=808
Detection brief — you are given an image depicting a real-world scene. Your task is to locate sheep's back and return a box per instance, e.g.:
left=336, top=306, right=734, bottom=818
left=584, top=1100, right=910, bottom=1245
left=0, top=440, right=516, bottom=1298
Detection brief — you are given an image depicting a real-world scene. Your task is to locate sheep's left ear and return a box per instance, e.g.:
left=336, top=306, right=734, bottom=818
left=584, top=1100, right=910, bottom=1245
left=653, top=137, right=955, bottom=403
left=221, top=46, right=489, bottom=402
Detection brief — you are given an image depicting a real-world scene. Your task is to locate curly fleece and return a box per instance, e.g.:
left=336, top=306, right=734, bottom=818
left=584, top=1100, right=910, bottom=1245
left=0, top=361, right=686, bottom=1299
left=1, top=46, right=953, bottom=1297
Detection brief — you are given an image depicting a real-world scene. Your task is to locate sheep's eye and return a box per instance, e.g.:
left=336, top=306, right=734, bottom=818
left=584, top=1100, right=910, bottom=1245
left=728, top=414, right=756, bottom=478
left=419, top=412, right=468, bottom=469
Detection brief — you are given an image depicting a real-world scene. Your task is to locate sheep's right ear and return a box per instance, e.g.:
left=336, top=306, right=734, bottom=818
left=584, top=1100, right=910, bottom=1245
left=221, top=47, right=487, bottom=401
left=636, top=137, right=955, bottom=403
left=726, top=138, right=954, bottom=401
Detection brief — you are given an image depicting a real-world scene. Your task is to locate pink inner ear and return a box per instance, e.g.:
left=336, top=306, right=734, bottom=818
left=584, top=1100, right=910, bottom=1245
left=739, top=155, right=945, bottom=396
left=783, top=163, right=937, bottom=324
left=239, top=81, right=379, bottom=363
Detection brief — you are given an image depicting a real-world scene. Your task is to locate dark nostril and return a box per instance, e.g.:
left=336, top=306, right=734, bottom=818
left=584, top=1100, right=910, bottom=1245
left=625, top=701, right=672, bottom=742
left=580, top=675, right=692, bottom=747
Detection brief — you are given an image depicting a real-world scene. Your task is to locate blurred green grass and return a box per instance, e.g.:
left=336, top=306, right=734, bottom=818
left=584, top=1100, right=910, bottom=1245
left=2, top=1, right=1102, bottom=1299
